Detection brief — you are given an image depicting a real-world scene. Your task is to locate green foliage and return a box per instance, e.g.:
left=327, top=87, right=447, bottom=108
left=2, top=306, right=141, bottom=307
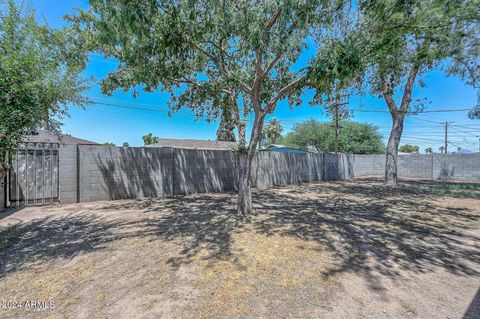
left=122, top=142, right=129, bottom=147
left=70, top=0, right=354, bottom=151
left=282, top=120, right=385, bottom=154
left=0, top=0, right=87, bottom=166
left=261, top=118, right=283, bottom=145
left=421, top=183, right=480, bottom=200
left=399, top=144, right=419, bottom=153
left=102, top=142, right=116, bottom=147
left=142, top=133, right=158, bottom=146
left=425, top=147, right=433, bottom=154
left=360, top=0, right=478, bottom=101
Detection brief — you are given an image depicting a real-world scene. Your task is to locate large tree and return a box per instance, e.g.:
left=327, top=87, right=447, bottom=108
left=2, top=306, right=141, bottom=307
left=359, top=0, right=479, bottom=186
left=0, top=0, right=87, bottom=181
left=72, top=0, right=356, bottom=215
left=282, top=120, right=385, bottom=154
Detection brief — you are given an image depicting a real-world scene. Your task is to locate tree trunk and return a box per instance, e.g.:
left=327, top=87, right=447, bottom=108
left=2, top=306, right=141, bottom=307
left=236, top=110, right=265, bottom=216
left=0, top=159, right=8, bottom=182
left=385, top=113, right=405, bottom=186
left=237, top=152, right=253, bottom=216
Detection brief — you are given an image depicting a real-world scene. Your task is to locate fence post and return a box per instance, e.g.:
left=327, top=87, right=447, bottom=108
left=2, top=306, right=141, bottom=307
left=76, top=144, right=81, bottom=203
left=431, top=153, right=434, bottom=181
left=172, top=147, right=176, bottom=196
left=322, top=152, right=326, bottom=181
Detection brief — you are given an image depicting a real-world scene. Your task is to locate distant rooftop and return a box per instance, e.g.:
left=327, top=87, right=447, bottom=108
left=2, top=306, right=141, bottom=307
left=23, top=130, right=99, bottom=145
left=148, top=138, right=236, bottom=150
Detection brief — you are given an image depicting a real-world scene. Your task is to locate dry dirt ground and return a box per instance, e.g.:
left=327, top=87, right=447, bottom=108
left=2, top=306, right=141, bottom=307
left=0, top=180, right=479, bottom=319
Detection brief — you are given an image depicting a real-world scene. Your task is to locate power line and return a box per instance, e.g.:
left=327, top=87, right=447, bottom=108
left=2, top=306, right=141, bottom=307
left=349, top=108, right=475, bottom=114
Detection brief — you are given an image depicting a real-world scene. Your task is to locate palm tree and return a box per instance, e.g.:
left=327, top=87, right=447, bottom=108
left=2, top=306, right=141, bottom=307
left=439, top=146, right=445, bottom=154
left=142, top=133, right=158, bottom=146
left=425, top=147, right=433, bottom=154
left=263, top=118, right=283, bottom=145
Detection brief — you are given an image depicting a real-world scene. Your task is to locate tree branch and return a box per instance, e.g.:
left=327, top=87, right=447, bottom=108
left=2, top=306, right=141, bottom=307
left=265, top=10, right=282, bottom=31
left=266, top=76, right=305, bottom=113
left=382, top=79, right=398, bottom=115
left=400, top=65, right=419, bottom=112
left=185, top=38, right=252, bottom=94
left=260, top=52, right=283, bottom=80
left=455, top=57, right=480, bottom=89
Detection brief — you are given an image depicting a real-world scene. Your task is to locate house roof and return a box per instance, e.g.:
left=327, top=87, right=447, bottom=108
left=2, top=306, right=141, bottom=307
left=148, top=138, right=237, bottom=150
left=23, top=130, right=99, bottom=145
left=261, top=144, right=309, bottom=153
left=265, top=144, right=287, bottom=149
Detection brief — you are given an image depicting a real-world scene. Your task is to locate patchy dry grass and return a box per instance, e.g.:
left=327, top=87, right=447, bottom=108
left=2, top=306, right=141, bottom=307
left=194, top=229, right=339, bottom=318
left=0, top=180, right=479, bottom=318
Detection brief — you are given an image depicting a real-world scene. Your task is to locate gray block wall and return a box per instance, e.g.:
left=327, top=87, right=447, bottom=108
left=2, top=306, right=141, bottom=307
left=59, top=145, right=78, bottom=204
left=351, top=153, right=480, bottom=181
left=77, top=146, right=174, bottom=202
left=432, top=153, right=480, bottom=181
left=351, top=155, right=386, bottom=177
left=174, top=149, right=237, bottom=194
left=252, top=152, right=325, bottom=187
left=53, top=145, right=480, bottom=205
left=56, top=146, right=351, bottom=204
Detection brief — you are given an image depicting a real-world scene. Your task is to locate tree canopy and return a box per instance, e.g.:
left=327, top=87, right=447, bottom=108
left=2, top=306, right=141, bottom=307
left=357, top=0, right=479, bottom=185
left=142, top=133, right=158, bottom=146
left=261, top=118, right=283, bottom=145
left=0, top=0, right=87, bottom=179
left=399, top=144, right=420, bottom=153
left=72, top=0, right=358, bottom=215
left=282, top=120, right=385, bottom=154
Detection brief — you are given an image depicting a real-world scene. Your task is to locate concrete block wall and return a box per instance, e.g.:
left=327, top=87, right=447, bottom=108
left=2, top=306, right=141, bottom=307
left=323, top=153, right=354, bottom=181
left=398, top=154, right=433, bottom=179
left=252, top=152, right=325, bottom=188
left=54, top=145, right=480, bottom=205
left=174, top=149, right=237, bottom=194
left=56, top=145, right=351, bottom=203
left=77, top=146, right=174, bottom=202
left=432, top=153, right=480, bottom=181
left=59, top=145, right=78, bottom=204
left=351, top=153, right=480, bottom=182
left=351, top=155, right=385, bottom=177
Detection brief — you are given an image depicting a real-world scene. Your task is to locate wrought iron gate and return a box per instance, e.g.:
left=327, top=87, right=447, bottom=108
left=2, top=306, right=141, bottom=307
left=8, top=143, right=59, bottom=206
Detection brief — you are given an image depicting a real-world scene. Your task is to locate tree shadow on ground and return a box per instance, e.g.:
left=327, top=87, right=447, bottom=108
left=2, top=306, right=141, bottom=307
left=464, top=287, right=480, bottom=319
left=0, top=181, right=478, bottom=293
left=254, top=183, right=479, bottom=279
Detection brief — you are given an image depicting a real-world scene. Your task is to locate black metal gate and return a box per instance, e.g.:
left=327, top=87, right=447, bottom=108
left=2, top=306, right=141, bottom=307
left=8, top=143, right=59, bottom=206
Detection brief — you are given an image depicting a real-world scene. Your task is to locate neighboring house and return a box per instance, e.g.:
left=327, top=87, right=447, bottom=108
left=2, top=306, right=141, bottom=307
left=23, top=130, right=98, bottom=145
left=260, top=144, right=309, bottom=153
left=148, top=138, right=237, bottom=150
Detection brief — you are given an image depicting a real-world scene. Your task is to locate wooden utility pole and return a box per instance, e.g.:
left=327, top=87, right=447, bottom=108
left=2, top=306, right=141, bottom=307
left=444, top=121, right=454, bottom=154
left=330, top=101, right=348, bottom=154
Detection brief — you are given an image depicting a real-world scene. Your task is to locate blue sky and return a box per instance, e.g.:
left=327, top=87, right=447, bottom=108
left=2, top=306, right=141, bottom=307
left=29, top=0, right=480, bottom=152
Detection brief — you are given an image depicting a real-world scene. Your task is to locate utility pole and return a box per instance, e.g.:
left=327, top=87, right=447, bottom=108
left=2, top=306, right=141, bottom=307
left=331, top=102, right=347, bottom=154
left=443, top=121, right=454, bottom=154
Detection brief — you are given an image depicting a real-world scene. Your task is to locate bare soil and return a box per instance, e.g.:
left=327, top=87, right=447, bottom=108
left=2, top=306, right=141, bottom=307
left=0, top=180, right=479, bottom=319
